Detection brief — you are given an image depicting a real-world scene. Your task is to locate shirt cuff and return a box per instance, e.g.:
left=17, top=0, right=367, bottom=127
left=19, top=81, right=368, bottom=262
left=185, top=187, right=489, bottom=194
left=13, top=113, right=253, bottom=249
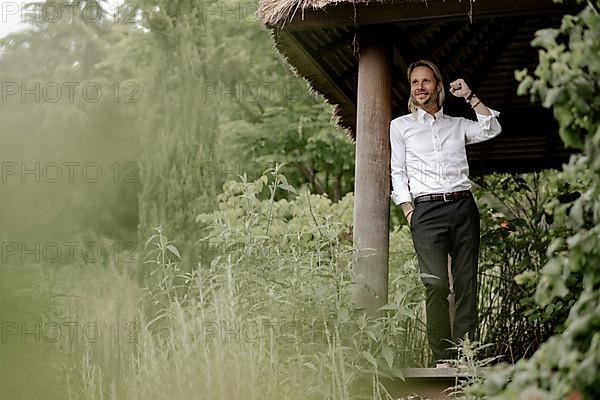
left=391, top=190, right=412, bottom=206
left=475, top=108, right=500, bottom=130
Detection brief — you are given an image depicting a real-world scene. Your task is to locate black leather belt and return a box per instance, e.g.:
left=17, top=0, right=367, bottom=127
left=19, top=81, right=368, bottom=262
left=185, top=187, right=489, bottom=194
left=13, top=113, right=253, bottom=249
left=414, top=190, right=472, bottom=204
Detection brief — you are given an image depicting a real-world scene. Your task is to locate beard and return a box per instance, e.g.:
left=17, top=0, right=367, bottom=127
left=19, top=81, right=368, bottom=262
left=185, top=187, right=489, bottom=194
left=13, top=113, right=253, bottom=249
left=413, top=91, right=437, bottom=107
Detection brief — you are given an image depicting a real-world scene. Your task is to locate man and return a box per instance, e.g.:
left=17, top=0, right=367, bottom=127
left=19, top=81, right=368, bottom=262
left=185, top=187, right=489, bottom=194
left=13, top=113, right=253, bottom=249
left=390, top=60, right=502, bottom=367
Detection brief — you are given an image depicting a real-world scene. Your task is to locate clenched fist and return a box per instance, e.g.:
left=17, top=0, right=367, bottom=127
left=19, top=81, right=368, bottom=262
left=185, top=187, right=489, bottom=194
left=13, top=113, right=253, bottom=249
left=449, top=79, right=472, bottom=99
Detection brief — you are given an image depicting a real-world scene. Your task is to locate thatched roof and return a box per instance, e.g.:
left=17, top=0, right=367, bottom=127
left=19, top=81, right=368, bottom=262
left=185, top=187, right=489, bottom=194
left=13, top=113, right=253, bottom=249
left=258, top=0, right=391, bottom=27
left=258, top=0, right=581, bottom=173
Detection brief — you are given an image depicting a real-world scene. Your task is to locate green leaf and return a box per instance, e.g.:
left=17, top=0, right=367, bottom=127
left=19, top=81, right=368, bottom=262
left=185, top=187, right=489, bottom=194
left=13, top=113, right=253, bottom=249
left=361, top=351, right=377, bottom=368
left=532, top=28, right=559, bottom=48
left=166, top=245, right=181, bottom=260
left=303, top=362, right=318, bottom=372
left=382, top=343, right=394, bottom=369
left=365, top=330, right=378, bottom=342
left=542, top=88, right=562, bottom=108
left=278, top=183, right=296, bottom=193
left=569, top=201, right=584, bottom=229
left=514, top=68, right=529, bottom=82
left=377, top=303, right=399, bottom=312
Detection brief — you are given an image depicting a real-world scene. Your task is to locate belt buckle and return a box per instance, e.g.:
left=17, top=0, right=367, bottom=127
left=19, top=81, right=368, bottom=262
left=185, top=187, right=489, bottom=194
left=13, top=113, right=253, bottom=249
left=443, top=192, right=451, bottom=202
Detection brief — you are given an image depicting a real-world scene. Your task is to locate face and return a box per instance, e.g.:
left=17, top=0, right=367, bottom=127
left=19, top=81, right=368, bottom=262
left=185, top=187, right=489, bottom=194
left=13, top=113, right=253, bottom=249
left=410, top=66, right=440, bottom=109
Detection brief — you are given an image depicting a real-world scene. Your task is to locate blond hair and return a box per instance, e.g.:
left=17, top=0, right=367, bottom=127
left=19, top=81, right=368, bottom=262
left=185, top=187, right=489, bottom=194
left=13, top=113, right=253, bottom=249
left=407, top=60, right=445, bottom=113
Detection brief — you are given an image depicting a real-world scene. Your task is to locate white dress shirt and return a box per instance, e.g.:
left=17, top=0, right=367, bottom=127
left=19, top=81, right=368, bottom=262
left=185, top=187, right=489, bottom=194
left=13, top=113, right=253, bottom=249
left=390, top=107, right=502, bottom=205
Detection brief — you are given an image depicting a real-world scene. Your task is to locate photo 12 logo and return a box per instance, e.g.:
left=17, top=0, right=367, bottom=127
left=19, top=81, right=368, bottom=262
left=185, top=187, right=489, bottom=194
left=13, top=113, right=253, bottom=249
left=200, top=161, right=278, bottom=183
left=1, top=81, right=139, bottom=104
left=199, top=2, right=259, bottom=23
left=1, top=161, right=139, bottom=184
left=0, top=2, right=139, bottom=25
left=1, top=321, right=138, bottom=344
left=201, top=81, right=303, bottom=103
left=0, top=241, right=139, bottom=264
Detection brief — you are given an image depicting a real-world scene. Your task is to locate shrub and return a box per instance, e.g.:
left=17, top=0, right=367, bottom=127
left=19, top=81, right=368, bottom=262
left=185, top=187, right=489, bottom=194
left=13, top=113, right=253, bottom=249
left=471, top=2, right=600, bottom=398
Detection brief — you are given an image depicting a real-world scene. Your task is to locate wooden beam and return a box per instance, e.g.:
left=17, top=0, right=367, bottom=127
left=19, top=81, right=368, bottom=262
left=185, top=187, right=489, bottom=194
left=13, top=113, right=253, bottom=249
left=351, top=30, right=392, bottom=315
left=272, top=0, right=579, bottom=31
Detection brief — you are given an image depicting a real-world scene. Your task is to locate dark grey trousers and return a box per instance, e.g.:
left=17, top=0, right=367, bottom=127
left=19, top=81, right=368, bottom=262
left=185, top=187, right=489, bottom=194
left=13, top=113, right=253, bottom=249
left=410, top=194, right=480, bottom=363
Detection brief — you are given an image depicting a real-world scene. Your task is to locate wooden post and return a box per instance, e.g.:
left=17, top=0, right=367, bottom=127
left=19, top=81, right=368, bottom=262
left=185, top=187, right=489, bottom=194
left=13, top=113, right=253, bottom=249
left=351, top=31, right=392, bottom=315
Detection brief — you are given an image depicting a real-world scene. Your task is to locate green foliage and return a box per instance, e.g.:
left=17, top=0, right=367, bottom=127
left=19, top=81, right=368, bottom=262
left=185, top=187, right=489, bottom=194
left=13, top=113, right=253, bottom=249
left=474, top=171, right=585, bottom=362
left=194, top=167, right=431, bottom=389
left=41, top=167, right=425, bottom=400
left=206, top=0, right=356, bottom=203
left=222, top=100, right=356, bottom=203
left=517, top=3, right=600, bottom=149
left=474, top=2, right=600, bottom=398
left=132, top=0, right=356, bottom=278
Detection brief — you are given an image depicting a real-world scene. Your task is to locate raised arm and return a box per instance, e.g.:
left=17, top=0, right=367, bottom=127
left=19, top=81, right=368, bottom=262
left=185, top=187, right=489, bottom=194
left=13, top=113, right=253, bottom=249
left=449, top=78, right=502, bottom=144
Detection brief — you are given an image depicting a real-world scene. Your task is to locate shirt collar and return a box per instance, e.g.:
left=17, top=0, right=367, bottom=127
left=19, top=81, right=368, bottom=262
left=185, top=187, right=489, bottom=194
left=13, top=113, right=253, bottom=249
left=413, top=107, right=445, bottom=123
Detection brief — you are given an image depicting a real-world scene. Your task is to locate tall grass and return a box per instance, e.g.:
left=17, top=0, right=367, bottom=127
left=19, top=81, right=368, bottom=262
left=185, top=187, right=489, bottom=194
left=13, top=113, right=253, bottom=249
left=37, top=167, right=430, bottom=400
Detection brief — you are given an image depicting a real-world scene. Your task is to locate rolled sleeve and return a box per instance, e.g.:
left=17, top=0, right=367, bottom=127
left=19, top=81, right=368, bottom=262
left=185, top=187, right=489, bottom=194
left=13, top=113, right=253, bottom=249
left=464, top=108, right=502, bottom=145
left=390, top=120, right=412, bottom=205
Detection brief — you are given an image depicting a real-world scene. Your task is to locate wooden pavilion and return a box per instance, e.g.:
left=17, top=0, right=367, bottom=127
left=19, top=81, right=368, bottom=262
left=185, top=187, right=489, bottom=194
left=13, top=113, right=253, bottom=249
left=258, top=0, right=580, bottom=315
